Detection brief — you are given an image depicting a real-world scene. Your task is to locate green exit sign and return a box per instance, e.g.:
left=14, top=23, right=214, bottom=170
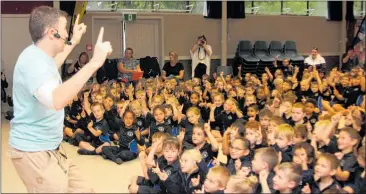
left=124, top=13, right=136, bottom=21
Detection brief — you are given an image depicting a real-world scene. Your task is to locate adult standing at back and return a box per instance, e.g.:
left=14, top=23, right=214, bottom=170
left=342, top=47, right=360, bottom=72
left=190, top=35, right=212, bottom=78
left=117, top=47, right=142, bottom=85
left=8, top=6, right=112, bottom=193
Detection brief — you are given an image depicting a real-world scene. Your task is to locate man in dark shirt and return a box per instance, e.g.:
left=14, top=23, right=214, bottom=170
left=342, top=47, right=360, bottom=72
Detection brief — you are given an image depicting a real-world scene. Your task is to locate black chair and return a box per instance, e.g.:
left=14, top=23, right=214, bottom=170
left=269, top=41, right=287, bottom=61
left=236, top=41, right=260, bottom=76
left=284, top=41, right=304, bottom=62
left=237, top=41, right=261, bottom=63
left=254, top=41, right=275, bottom=63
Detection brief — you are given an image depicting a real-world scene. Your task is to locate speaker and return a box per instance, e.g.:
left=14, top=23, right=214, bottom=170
left=205, top=1, right=222, bottom=19
left=327, top=1, right=342, bottom=21
left=205, top=1, right=245, bottom=19
left=228, top=1, right=245, bottom=19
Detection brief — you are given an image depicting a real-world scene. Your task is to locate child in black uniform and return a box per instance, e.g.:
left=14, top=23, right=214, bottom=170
left=76, top=103, right=111, bottom=155
left=102, top=110, right=145, bottom=164
left=146, top=105, right=173, bottom=143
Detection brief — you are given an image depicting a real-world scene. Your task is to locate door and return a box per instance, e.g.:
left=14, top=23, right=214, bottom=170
left=124, top=19, right=161, bottom=66
left=93, top=18, right=123, bottom=59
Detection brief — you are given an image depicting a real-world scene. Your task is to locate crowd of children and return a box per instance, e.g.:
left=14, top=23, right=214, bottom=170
left=63, top=59, right=366, bottom=194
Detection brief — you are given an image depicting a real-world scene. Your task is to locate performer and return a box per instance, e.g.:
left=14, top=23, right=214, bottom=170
left=8, top=6, right=112, bottom=193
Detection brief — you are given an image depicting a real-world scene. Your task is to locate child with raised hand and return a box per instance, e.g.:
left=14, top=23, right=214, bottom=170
left=251, top=147, right=279, bottom=194
left=335, top=127, right=361, bottom=189
left=270, top=162, right=303, bottom=194
left=280, top=98, right=293, bottom=124
left=273, top=124, right=295, bottom=163
left=130, top=133, right=170, bottom=192
left=209, top=98, right=243, bottom=138
left=311, top=119, right=339, bottom=156
left=243, top=120, right=266, bottom=150
left=103, top=95, right=119, bottom=134
left=293, top=142, right=315, bottom=186
left=179, top=149, right=209, bottom=194
left=224, top=175, right=258, bottom=194
left=101, top=110, right=144, bottom=164
left=205, top=92, right=225, bottom=131
left=129, top=137, right=181, bottom=194
left=129, top=100, right=149, bottom=137
left=194, top=166, right=231, bottom=194
left=151, top=138, right=182, bottom=194
left=183, top=123, right=219, bottom=165
left=223, top=136, right=253, bottom=176
left=302, top=153, right=341, bottom=194
left=76, top=103, right=111, bottom=155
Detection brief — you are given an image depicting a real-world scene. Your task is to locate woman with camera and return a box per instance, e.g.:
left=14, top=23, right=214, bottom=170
left=190, top=35, right=212, bottom=78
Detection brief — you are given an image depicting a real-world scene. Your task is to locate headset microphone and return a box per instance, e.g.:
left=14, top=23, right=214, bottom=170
left=54, top=32, right=72, bottom=45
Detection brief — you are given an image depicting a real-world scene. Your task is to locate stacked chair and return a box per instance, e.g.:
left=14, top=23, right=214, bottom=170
left=235, top=41, right=260, bottom=75
left=234, top=40, right=304, bottom=77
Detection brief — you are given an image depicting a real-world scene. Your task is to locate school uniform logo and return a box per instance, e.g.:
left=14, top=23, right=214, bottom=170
left=354, top=88, right=359, bottom=91
left=127, top=131, right=134, bottom=137
left=137, top=121, right=143, bottom=126
left=310, top=118, right=317, bottom=124
left=228, top=116, right=232, bottom=120
left=165, top=170, right=172, bottom=176
left=166, top=119, right=171, bottom=125
left=202, top=151, right=208, bottom=159
left=260, top=101, right=265, bottom=105
left=158, top=127, right=165, bottom=132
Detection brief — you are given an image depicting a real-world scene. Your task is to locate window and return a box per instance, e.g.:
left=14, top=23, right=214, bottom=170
left=309, top=1, right=327, bottom=17
left=354, top=1, right=365, bottom=17
left=86, top=1, right=203, bottom=13
left=117, top=1, right=154, bottom=10
left=253, top=1, right=281, bottom=15
left=282, top=1, right=308, bottom=16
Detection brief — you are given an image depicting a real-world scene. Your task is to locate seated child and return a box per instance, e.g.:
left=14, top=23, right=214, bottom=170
left=273, top=124, right=295, bottom=163
left=251, top=147, right=279, bottom=194
left=302, top=153, right=341, bottom=193
left=101, top=110, right=145, bottom=164
left=224, top=175, right=258, bottom=194
left=179, top=149, right=209, bottom=194
left=293, top=142, right=315, bottom=186
left=270, top=162, right=302, bottom=194
left=244, top=120, right=266, bottom=150
left=195, top=166, right=231, bottom=194
left=335, top=127, right=361, bottom=189
left=129, top=137, right=181, bottom=194
left=76, top=103, right=111, bottom=155
left=222, top=137, right=252, bottom=176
